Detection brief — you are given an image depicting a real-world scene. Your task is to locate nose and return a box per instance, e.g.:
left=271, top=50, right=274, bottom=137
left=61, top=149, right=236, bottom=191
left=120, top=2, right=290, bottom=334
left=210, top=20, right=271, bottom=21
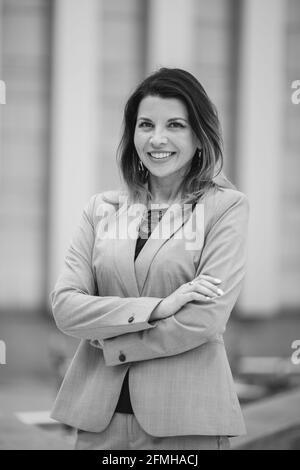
left=149, top=130, right=168, bottom=147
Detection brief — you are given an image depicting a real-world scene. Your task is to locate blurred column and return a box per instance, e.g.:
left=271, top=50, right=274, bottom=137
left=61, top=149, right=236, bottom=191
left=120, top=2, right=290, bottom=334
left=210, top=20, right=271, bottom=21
left=236, top=0, right=286, bottom=316
left=0, top=0, right=4, bottom=160
left=146, top=0, right=194, bottom=72
left=0, top=0, right=3, bottom=76
left=48, top=0, right=101, bottom=294
left=0, top=0, right=3, bottom=75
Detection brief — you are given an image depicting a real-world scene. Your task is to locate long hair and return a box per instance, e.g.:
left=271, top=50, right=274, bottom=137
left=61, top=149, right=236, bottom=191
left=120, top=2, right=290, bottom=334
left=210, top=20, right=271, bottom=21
left=117, top=67, right=234, bottom=205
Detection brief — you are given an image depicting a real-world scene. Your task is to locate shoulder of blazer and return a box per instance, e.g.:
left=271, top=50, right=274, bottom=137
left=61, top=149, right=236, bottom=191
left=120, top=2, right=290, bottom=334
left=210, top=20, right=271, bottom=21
left=211, top=186, right=249, bottom=208
left=202, top=186, right=249, bottom=231
left=89, top=189, right=128, bottom=210
left=85, top=190, right=128, bottom=228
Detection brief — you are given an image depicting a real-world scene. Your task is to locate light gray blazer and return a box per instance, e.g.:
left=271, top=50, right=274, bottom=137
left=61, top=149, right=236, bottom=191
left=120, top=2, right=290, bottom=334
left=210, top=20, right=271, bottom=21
left=50, top=185, right=249, bottom=436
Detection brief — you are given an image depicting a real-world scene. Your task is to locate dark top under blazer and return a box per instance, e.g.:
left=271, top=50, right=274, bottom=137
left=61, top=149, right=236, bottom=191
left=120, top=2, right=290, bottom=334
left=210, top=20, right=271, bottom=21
left=115, top=208, right=168, bottom=414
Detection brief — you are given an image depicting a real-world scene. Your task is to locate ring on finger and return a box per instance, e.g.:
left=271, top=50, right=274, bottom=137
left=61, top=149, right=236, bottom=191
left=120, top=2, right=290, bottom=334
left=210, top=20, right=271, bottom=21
left=189, top=281, right=194, bottom=285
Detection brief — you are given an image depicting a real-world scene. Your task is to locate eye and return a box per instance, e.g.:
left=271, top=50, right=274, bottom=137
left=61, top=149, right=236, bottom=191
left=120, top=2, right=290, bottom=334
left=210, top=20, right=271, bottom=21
left=169, top=122, right=185, bottom=128
left=138, top=121, right=153, bottom=128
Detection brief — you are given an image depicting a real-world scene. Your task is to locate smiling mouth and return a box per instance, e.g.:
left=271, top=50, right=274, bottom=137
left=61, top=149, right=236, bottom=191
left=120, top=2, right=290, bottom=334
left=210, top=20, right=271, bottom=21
left=147, top=152, right=176, bottom=160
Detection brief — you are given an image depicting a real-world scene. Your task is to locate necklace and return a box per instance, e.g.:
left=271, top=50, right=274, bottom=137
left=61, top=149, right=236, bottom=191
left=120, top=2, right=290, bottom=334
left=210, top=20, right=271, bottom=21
left=139, top=206, right=169, bottom=238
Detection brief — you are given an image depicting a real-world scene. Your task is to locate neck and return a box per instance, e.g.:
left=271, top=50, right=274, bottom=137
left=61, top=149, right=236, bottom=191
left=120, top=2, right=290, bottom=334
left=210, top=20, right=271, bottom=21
left=148, top=176, right=183, bottom=205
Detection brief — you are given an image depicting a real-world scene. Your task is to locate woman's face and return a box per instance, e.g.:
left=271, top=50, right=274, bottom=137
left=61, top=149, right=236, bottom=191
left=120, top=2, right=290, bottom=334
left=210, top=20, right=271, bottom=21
left=134, top=95, right=199, bottom=181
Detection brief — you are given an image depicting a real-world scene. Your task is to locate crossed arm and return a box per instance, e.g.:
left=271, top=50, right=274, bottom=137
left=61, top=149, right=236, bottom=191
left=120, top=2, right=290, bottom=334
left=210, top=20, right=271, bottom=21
left=51, top=192, right=249, bottom=366
left=50, top=194, right=162, bottom=341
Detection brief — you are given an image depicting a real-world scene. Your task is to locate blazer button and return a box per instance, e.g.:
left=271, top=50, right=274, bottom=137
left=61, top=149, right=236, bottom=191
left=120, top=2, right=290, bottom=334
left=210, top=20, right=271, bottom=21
left=119, top=353, right=126, bottom=362
left=128, top=316, right=134, bottom=323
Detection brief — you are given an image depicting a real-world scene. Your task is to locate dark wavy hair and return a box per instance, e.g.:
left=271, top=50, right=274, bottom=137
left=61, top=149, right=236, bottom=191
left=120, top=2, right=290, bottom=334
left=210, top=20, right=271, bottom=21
left=117, top=67, right=234, bottom=205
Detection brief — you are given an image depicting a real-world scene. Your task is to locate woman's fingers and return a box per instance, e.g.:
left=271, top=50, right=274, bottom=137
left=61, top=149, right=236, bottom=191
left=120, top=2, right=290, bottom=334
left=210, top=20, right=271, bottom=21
left=194, top=278, right=224, bottom=297
left=186, top=276, right=224, bottom=298
left=188, top=292, right=214, bottom=302
left=192, top=283, right=220, bottom=298
left=194, top=274, right=221, bottom=284
left=183, top=282, right=216, bottom=298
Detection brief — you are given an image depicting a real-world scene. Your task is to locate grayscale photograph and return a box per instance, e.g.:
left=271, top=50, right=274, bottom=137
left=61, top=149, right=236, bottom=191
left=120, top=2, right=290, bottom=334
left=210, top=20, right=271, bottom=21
left=0, top=0, right=300, bottom=453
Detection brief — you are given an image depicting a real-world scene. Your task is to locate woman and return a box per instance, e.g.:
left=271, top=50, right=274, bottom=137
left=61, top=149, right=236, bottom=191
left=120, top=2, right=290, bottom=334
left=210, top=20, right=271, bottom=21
left=50, top=68, right=249, bottom=450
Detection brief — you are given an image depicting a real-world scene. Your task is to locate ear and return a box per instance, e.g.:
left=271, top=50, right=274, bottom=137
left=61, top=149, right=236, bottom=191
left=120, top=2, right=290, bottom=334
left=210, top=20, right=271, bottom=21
left=195, top=137, right=202, bottom=149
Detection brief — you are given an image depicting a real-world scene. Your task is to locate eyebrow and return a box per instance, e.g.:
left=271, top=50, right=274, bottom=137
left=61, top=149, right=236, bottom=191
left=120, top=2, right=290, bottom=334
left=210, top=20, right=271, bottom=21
left=137, top=117, right=188, bottom=122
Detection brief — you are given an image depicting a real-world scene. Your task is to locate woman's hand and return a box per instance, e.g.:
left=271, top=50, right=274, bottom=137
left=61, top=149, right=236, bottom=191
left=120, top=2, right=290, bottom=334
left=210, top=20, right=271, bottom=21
left=150, top=275, right=224, bottom=321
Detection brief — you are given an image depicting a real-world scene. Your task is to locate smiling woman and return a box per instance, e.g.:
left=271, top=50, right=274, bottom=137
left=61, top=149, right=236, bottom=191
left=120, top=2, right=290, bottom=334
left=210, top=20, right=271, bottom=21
left=118, top=67, right=225, bottom=207
left=134, top=96, right=199, bottom=191
left=50, top=67, right=249, bottom=450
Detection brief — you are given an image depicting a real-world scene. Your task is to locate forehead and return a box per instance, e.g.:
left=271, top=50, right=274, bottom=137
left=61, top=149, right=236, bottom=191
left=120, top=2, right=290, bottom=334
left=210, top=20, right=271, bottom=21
left=137, top=95, right=188, bottom=119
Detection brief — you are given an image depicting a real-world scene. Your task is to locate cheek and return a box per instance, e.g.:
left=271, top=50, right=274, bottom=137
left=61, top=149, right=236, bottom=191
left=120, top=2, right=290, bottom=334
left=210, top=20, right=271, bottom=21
left=180, top=136, right=197, bottom=155
left=133, top=129, right=138, bottom=146
left=134, top=130, right=144, bottom=152
left=186, top=137, right=198, bottom=156
left=177, top=131, right=197, bottom=149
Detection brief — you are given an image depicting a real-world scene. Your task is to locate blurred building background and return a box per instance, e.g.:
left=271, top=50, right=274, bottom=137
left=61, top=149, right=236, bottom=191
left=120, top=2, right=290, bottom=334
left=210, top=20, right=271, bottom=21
left=0, top=0, right=300, bottom=449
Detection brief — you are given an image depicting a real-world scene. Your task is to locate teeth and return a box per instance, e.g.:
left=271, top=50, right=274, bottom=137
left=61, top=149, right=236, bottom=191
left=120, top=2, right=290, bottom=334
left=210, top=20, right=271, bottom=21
left=149, top=152, right=173, bottom=159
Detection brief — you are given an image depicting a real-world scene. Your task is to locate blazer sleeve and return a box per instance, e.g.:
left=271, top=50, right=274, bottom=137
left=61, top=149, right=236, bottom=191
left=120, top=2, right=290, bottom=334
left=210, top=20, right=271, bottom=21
left=50, top=194, right=162, bottom=341
left=102, top=191, right=249, bottom=366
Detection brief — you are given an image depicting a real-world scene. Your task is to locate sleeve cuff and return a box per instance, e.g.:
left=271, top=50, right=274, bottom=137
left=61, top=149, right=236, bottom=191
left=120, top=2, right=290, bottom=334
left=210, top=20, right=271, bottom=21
left=88, top=297, right=161, bottom=343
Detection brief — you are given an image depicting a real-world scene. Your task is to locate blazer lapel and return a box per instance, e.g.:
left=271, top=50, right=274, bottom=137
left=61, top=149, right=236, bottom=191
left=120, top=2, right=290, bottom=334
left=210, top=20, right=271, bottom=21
left=111, top=198, right=197, bottom=297
left=112, top=199, right=145, bottom=298
left=135, top=203, right=194, bottom=294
